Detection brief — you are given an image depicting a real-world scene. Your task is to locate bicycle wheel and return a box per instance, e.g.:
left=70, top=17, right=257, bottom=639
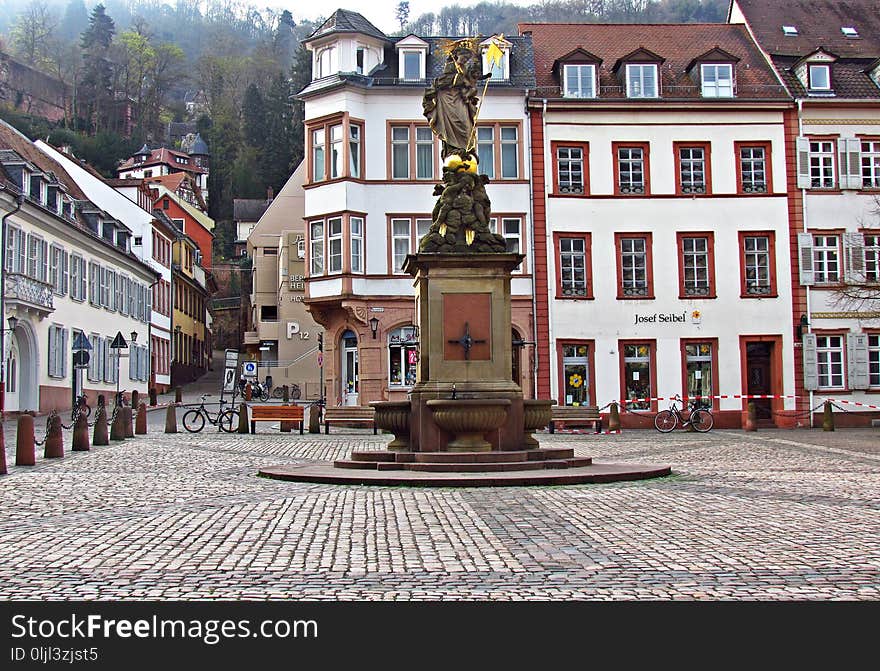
left=690, top=409, right=714, bottom=433
left=654, top=410, right=678, bottom=433
left=182, top=409, right=206, bottom=433
left=218, top=409, right=238, bottom=433
left=271, top=387, right=284, bottom=399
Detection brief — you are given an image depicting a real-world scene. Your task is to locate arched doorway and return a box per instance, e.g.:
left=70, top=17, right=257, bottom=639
left=5, top=338, right=19, bottom=412
left=7, top=320, right=38, bottom=412
left=511, top=328, right=523, bottom=387
left=340, top=329, right=359, bottom=406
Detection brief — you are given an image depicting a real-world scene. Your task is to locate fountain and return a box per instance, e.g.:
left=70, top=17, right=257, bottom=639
left=260, top=37, right=671, bottom=486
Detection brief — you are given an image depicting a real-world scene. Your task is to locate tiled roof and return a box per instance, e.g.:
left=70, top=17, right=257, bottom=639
left=734, top=0, right=880, bottom=58
left=772, top=55, right=880, bottom=98
left=0, top=121, right=88, bottom=199
left=233, top=198, right=271, bottom=222
left=307, top=9, right=388, bottom=43
left=117, top=147, right=207, bottom=174
left=518, top=22, right=788, bottom=100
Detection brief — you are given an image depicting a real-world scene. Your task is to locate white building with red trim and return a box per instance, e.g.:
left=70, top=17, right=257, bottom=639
left=522, top=21, right=798, bottom=428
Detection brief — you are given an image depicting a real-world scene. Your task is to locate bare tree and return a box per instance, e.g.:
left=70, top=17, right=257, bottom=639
left=10, top=0, right=59, bottom=68
left=831, top=195, right=880, bottom=317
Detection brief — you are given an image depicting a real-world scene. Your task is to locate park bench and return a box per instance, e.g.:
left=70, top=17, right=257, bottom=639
left=323, top=406, right=377, bottom=434
left=548, top=405, right=602, bottom=433
left=250, top=404, right=304, bottom=434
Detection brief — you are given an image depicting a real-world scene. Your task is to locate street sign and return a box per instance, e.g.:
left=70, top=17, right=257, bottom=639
left=242, top=361, right=258, bottom=379
left=225, top=349, right=239, bottom=367
left=317, top=352, right=324, bottom=368
left=110, top=332, right=128, bottom=349
left=72, top=332, right=92, bottom=351
left=73, top=351, right=90, bottom=367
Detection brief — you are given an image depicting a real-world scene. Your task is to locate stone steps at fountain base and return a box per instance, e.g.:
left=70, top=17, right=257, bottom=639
left=334, top=456, right=594, bottom=472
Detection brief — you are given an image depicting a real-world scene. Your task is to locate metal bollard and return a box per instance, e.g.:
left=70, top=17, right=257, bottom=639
left=72, top=412, right=90, bottom=451
left=44, top=414, right=64, bottom=458
left=15, top=414, right=36, bottom=466
left=165, top=404, right=178, bottom=434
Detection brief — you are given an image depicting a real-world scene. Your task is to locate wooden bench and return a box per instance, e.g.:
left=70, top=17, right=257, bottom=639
left=324, top=406, right=376, bottom=434
left=548, top=405, right=602, bottom=433
left=250, top=405, right=304, bottom=434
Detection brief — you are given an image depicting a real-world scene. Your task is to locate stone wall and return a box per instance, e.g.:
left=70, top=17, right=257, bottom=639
left=0, top=53, right=70, bottom=122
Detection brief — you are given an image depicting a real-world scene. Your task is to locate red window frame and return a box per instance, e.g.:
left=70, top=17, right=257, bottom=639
left=734, top=141, right=773, bottom=195
left=613, top=142, right=650, bottom=196
left=680, top=337, right=720, bottom=411
left=556, top=339, right=597, bottom=407
left=306, top=112, right=365, bottom=185
left=553, top=231, right=593, bottom=300
left=676, top=231, right=716, bottom=299
left=614, top=232, right=654, bottom=299
left=738, top=231, right=778, bottom=298
left=673, top=141, right=712, bottom=196
left=618, top=339, right=658, bottom=413
left=550, top=141, right=590, bottom=197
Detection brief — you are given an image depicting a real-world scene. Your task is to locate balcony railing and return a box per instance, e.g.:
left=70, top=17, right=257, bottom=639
left=4, top=273, right=54, bottom=315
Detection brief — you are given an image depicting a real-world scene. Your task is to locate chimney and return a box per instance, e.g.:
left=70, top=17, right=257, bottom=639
left=267, top=186, right=274, bottom=202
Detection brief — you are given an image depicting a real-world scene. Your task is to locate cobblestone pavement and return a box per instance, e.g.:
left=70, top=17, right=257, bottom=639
left=0, top=426, right=878, bottom=600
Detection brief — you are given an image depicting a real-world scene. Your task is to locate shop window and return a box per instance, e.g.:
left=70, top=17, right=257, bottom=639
left=622, top=343, right=653, bottom=411
left=388, top=326, right=419, bottom=388
left=684, top=342, right=714, bottom=406
left=560, top=344, right=591, bottom=407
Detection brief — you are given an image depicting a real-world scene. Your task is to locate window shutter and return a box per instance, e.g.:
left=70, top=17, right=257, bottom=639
left=796, top=137, right=811, bottom=189
left=129, top=344, right=136, bottom=379
left=843, top=232, right=865, bottom=283
left=797, top=232, right=815, bottom=285
left=61, top=328, right=68, bottom=378
left=4, top=227, right=13, bottom=272
left=847, top=333, right=870, bottom=390
left=48, top=327, right=58, bottom=377
left=844, top=138, right=862, bottom=190
left=802, top=333, right=819, bottom=391
left=61, top=251, right=69, bottom=296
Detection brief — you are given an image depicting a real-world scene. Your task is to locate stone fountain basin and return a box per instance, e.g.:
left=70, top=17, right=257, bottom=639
left=426, top=398, right=511, bottom=452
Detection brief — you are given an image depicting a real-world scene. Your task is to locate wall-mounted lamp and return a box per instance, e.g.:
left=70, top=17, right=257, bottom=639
left=7, top=315, right=18, bottom=332
left=796, top=314, right=809, bottom=340
left=369, top=316, right=379, bottom=340
left=130, top=331, right=138, bottom=344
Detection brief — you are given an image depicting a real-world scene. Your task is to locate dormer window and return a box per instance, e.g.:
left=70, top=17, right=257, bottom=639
left=841, top=26, right=859, bottom=38
left=782, top=25, right=798, bottom=36
left=627, top=64, right=658, bottom=98
left=808, top=63, right=831, bottom=91
left=401, top=50, right=422, bottom=80
left=29, top=174, right=42, bottom=202
left=482, top=38, right=510, bottom=81
left=701, top=63, right=734, bottom=97
left=564, top=64, right=597, bottom=98
left=315, top=45, right=337, bottom=79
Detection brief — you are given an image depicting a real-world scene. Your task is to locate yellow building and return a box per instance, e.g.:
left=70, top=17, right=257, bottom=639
left=170, top=229, right=209, bottom=385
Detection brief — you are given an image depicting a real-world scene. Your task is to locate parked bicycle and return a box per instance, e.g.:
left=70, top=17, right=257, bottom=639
left=182, top=394, right=239, bottom=433
left=71, top=394, right=91, bottom=422
left=271, top=383, right=302, bottom=400
left=654, top=395, right=714, bottom=433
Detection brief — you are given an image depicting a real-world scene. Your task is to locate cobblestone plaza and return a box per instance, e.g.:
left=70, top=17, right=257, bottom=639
left=0, top=427, right=878, bottom=600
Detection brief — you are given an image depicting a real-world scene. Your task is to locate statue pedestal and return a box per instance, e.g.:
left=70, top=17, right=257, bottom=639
left=404, top=253, right=525, bottom=452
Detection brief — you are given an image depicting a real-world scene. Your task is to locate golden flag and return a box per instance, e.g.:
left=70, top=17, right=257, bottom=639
left=485, top=35, right=505, bottom=68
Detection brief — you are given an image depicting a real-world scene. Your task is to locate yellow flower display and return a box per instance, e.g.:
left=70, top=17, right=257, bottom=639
left=568, top=373, right=584, bottom=388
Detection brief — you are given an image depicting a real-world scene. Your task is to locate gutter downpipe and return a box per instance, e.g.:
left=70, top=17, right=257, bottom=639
left=525, top=97, right=541, bottom=399
left=541, top=98, right=552, bottom=401
left=797, top=98, right=814, bottom=427
left=1, top=189, right=24, bottom=417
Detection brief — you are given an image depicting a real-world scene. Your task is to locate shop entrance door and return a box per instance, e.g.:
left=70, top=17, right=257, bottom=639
left=341, top=330, right=359, bottom=406
left=746, top=342, right=774, bottom=425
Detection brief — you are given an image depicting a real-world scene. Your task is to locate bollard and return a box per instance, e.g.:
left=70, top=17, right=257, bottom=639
left=0, top=427, right=7, bottom=475
left=131, top=390, right=139, bottom=410
left=309, top=404, right=321, bottom=434
left=607, top=402, right=621, bottom=433
left=245, top=383, right=252, bottom=402
left=136, top=402, right=147, bottom=435
left=44, top=414, right=64, bottom=458
left=238, top=403, right=250, bottom=434
left=93, top=403, right=109, bottom=446
left=72, top=412, right=90, bottom=451
left=124, top=406, right=134, bottom=438
left=744, top=402, right=757, bottom=432
left=165, top=404, right=178, bottom=434
left=149, top=387, right=157, bottom=406
left=822, top=400, right=834, bottom=432
left=110, top=406, right=126, bottom=441
left=15, top=414, right=36, bottom=466
left=282, top=385, right=290, bottom=403
left=175, top=386, right=182, bottom=404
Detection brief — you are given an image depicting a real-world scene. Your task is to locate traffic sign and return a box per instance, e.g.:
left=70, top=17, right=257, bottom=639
left=242, top=361, right=258, bottom=379
left=73, top=351, right=90, bottom=367
left=110, top=332, right=128, bottom=349
left=72, top=332, right=92, bottom=351
left=317, top=352, right=324, bottom=368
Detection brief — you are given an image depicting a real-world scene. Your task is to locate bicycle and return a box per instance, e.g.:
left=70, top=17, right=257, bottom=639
left=71, top=394, right=91, bottom=422
left=182, top=394, right=239, bottom=433
left=654, top=395, right=714, bottom=433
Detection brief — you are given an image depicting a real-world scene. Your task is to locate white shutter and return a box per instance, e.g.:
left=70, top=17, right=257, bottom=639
left=844, top=232, right=865, bottom=283
left=48, top=326, right=58, bottom=377
left=798, top=232, right=815, bottom=285
left=3, top=226, right=13, bottom=272
left=803, top=333, right=819, bottom=391
left=847, top=333, right=870, bottom=390
left=61, top=251, right=69, bottom=296
left=61, top=328, right=68, bottom=378
left=842, top=138, right=863, bottom=190
left=129, top=344, right=136, bottom=379
left=796, top=137, right=811, bottom=189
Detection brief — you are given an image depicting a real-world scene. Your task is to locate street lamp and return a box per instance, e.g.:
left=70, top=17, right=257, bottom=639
left=7, top=315, right=18, bottom=332
left=130, top=331, right=138, bottom=343
left=369, top=316, right=379, bottom=340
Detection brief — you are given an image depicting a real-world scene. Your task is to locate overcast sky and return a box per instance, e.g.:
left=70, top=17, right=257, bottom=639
left=288, top=1, right=532, bottom=35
